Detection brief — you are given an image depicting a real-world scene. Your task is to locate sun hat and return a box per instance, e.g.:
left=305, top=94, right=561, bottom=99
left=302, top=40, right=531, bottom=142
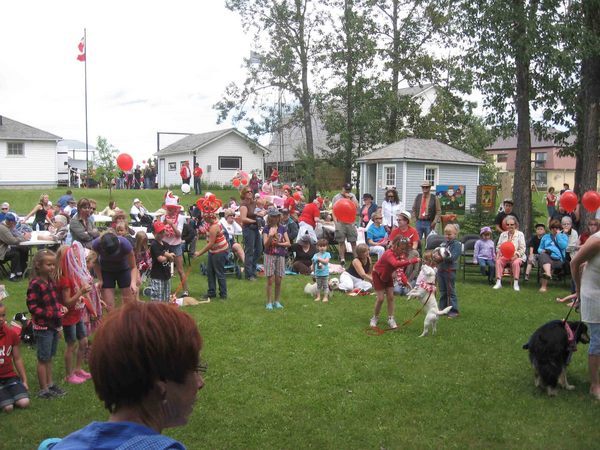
left=133, top=198, right=141, bottom=203
left=503, top=198, right=514, bottom=204
left=398, top=210, right=411, bottom=221
left=421, top=180, right=431, bottom=187
left=1, top=202, right=9, bottom=209
left=479, top=226, right=492, bottom=236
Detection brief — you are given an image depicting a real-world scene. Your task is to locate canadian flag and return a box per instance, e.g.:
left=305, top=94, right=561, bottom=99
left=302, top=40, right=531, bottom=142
left=77, top=37, right=86, bottom=62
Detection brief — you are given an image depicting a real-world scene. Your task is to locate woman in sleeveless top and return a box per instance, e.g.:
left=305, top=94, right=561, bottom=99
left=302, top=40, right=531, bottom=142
left=339, top=243, right=373, bottom=292
left=194, top=211, right=229, bottom=299
left=239, top=187, right=261, bottom=280
left=571, top=229, right=600, bottom=400
left=23, top=193, right=51, bottom=231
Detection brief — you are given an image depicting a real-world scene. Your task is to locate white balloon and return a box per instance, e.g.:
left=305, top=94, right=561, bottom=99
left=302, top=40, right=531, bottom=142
left=181, top=183, right=191, bottom=194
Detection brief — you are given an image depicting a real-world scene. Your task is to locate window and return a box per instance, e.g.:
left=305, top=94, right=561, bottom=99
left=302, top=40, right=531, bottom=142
left=533, top=152, right=547, bottom=169
left=424, top=165, right=438, bottom=187
left=7, top=142, right=24, bottom=156
left=496, top=153, right=508, bottom=163
left=168, top=162, right=176, bottom=171
left=534, top=171, right=547, bottom=188
left=381, top=164, right=396, bottom=187
left=219, top=156, right=241, bottom=170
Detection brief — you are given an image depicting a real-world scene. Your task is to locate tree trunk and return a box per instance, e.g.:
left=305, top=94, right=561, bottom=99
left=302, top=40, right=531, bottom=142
left=578, top=0, right=600, bottom=229
left=511, top=0, right=533, bottom=237
left=386, top=0, right=400, bottom=144
left=344, top=0, right=355, bottom=184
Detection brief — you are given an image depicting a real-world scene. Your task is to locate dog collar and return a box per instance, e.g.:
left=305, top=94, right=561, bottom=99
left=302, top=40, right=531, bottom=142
left=418, top=280, right=436, bottom=294
left=564, top=322, right=577, bottom=352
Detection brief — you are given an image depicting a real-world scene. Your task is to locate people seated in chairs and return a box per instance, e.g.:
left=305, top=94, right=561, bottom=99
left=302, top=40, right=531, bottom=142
left=561, top=216, right=579, bottom=261
left=130, top=198, right=153, bottom=226
left=70, top=198, right=100, bottom=250
left=360, top=193, right=377, bottom=227
left=537, top=219, right=568, bottom=293
left=0, top=213, right=31, bottom=281
left=219, top=209, right=245, bottom=268
left=366, top=213, right=388, bottom=260
left=524, top=223, right=546, bottom=281
left=339, top=244, right=373, bottom=292
left=493, top=215, right=526, bottom=291
left=32, top=214, right=70, bottom=246
left=289, top=233, right=316, bottom=275
left=98, top=200, right=122, bottom=218
left=473, top=226, right=496, bottom=284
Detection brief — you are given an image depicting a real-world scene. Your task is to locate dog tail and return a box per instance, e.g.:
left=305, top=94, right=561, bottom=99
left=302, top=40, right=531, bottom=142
left=437, top=306, right=453, bottom=316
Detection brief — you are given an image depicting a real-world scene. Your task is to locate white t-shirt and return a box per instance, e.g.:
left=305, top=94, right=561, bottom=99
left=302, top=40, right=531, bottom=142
left=219, top=217, right=242, bottom=240
left=161, top=214, right=186, bottom=246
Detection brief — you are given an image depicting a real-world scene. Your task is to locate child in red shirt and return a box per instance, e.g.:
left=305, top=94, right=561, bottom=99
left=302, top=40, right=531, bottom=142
left=369, top=236, right=420, bottom=329
left=0, top=302, right=30, bottom=412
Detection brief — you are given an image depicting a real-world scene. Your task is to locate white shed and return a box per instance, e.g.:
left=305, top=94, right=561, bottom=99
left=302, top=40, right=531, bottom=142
left=156, top=128, right=270, bottom=188
left=0, top=115, right=62, bottom=188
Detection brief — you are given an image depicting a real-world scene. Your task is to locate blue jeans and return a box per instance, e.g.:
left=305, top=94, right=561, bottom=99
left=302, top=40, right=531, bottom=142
left=194, top=177, right=202, bottom=195
left=478, top=258, right=496, bottom=280
left=207, top=251, right=228, bottom=298
left=243, top=226, right=262, bottom=279
left=416, top=219, right=432, bottom=241
left=437, top=269, right=458, bottom=313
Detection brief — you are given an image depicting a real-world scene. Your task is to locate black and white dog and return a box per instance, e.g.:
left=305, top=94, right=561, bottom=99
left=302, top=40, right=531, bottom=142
left=523, top=320, right=589, bottom=396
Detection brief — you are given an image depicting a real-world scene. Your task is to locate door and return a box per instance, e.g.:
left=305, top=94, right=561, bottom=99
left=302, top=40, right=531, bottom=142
left=159, top=158, right=166, bottom=188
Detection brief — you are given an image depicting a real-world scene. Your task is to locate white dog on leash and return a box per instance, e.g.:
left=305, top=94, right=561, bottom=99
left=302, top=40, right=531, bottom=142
left=406, top=265, right=452, bottom=337
left=304, top=277, right=340, bottom=297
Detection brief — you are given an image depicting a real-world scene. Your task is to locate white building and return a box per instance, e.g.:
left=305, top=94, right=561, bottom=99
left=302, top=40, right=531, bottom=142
left=155, top=128, right=270, bottom=188
left=0, top=115, right=62, bottom=188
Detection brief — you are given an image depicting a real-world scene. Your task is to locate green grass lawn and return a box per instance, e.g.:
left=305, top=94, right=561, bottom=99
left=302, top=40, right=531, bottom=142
left=1, top=188, right=598, bottom=449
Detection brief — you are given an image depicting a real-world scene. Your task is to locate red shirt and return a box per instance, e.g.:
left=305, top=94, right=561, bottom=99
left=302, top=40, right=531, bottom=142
left=389, top=226, right=419, bottom=247
left=299, top=202, right=320, bottom=228
left=58, top=276, right=83, bottom=326
left=180, top=166, right=191, bottom=179
left=0, top=323, right=20, bottom=379
left=284, top=197, right=297, bottom=214
left=373, top=249, right=417, bottom=283
left=194, top=167, right=203, bottom=178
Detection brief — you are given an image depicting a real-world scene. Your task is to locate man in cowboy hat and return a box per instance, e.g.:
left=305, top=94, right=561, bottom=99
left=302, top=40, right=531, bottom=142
left=411, top=181, right=441, bottom=241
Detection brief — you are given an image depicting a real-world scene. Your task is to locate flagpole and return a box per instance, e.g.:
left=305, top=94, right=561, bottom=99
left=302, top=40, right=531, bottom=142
left=83, top=28, right=89, bottom=188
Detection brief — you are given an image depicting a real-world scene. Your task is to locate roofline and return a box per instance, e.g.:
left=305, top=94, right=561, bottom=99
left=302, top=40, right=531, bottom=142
left=157, top=128, right=271, bottom=156
left=485, top=145, right=562, bottom=152
left=1, top=136, right=62, bottom=142
left=412, top=85, right=435, bottom=98
left=357, top=157, right=484, bottom=166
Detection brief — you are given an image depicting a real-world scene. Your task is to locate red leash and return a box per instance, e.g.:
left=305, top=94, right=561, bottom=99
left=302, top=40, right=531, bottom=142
left=365, top=292, right=433, bottom=336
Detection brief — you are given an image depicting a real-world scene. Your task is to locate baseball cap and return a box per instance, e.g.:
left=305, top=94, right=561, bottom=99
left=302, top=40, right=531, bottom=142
left=1, top=202, right=9, bottom=209
left=133, top=198, right=141, bottom=203
left=100, top=233, right=121, bottom=256
left=343, top=182, right=352, bottom=191
left=4, top=212, right=17, bottom=222
left=503, top=198, right=514, bottom=204
left=535, top=223, right=546, bottom=229
left=153, top=221, right=166, bottom=234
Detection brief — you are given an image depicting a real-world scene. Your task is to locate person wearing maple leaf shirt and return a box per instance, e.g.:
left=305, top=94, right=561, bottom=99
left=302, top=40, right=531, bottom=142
left=297, top=197, right=321, bottom=244
left=179, top=161, right=191, bottom=186
left=369, top=236, right=420, bottom=330
left=193, top=163, right=203, bottom=195
left=0, top=302, right=30, bottom=412
left=388, top=210, right=420, bottom=283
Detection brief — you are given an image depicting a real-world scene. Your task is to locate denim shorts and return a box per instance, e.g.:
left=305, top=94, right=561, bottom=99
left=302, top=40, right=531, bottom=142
left=169, top=243, right=183, bottom=257
left=34, top=329, right=59, bottom=362
left=101, top=269, right=132, bottom=289
left=63, top=320, right=87, bottom=343
left=0, top=377, right=29, bottom=408
left=588, top=323, right=600, bottom=355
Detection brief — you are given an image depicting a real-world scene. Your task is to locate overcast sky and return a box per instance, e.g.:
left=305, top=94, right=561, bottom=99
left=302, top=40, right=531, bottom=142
left=0, top=1, right=252, bottom=163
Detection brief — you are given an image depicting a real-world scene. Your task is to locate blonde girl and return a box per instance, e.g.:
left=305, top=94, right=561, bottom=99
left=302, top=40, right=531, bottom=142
left=26, top=249, right=66, bottom=399
left=133, top=231, right=151, bottom=301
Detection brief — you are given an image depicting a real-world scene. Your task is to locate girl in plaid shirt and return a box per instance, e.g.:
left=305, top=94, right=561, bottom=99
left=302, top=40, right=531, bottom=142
left=26, top=249, right=66, bottom=399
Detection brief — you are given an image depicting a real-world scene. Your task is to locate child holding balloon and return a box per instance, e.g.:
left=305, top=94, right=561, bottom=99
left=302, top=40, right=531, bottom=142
left=493, top=215, right=526, bottom=291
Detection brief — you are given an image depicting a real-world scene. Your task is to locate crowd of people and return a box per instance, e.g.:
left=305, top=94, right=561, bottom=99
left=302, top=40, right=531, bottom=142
left=2, top=177, right=600, bottom=447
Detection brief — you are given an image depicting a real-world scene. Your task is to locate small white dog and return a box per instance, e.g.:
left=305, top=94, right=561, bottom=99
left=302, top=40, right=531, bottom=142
left=304, top=277, right=340, bottom=297
left=406, top=265, right=452, bottom=337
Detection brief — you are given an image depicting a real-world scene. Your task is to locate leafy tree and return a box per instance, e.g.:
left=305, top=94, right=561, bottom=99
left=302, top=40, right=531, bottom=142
left=94, top=136, right=119, bottom=197
left=216, top=0, right=327, bottom=199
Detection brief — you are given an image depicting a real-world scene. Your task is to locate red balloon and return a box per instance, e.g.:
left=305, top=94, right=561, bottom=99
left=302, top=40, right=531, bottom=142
left=582, top=191, right=600, bottom=212
left=333, top=198, right=357, bottom=224
left=293, top=191, right=302, bottom=201
left=560, top=191, right=578, bottom=213
left=142, top=160, right=146, bottom=164
left=116, top=153, right=133, bottom=171
left=241, top=178, right=248, bottom=186
left=499, top=241, right=515, bottom=259
left=232, top=178, right=241, bottom=188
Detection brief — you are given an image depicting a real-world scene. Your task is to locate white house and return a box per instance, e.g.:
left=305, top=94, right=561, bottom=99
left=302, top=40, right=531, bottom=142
left=0, top=115, right=62, bottom=188
left=357, top=138, right=484, bottom=208
left=155, top=128, right=270, bottom=188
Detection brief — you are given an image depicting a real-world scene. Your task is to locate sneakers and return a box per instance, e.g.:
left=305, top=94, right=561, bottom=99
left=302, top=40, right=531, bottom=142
left=448, top=311, right=460, bottom=318
left=75, top=369, right=92, bottom=380
left=369, top=316, right=378, bottom=328
left=493, top=280, right=502, bottom=289
left=65, top=373, right=86, bottom=384
left=513, top=280, right=520, bottom=291
left=37, top=389, right=54, bottom=399
left=48, top=384, right=66, bottom=397
left=388, top=317, right=398, bottom=329
left=274, top=301, right=284, bottom=309
left=265, top=303, right=273, bottom=311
